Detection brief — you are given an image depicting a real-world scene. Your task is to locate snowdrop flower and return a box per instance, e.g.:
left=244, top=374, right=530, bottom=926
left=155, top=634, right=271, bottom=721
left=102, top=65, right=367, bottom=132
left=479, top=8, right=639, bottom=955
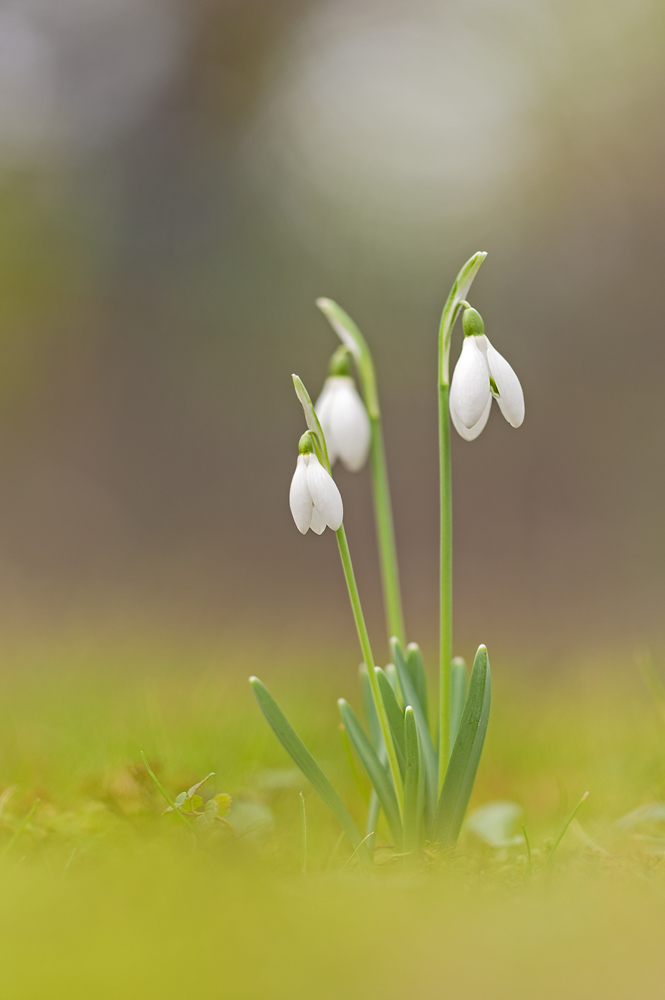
left=315, top=351, right=371, bottom=471
left=289, top=434, right=343, bottom=535
left=449, top=306, right=525, bottom=441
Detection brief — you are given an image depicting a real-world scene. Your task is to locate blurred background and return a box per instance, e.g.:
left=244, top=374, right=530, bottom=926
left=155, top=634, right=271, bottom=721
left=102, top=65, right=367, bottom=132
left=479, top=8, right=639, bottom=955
left=0, top=0, right=662, bottom=667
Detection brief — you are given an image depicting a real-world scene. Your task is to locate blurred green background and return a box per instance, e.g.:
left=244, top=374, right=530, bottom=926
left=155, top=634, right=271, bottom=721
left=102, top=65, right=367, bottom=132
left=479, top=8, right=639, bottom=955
left=0, top=0, right=662, bottom=669
left=2, top=7, right=665, bottom=993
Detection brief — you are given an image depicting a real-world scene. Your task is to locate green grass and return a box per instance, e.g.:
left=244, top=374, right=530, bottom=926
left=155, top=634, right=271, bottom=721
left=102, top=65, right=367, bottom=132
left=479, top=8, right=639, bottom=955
left=0, top=637, right=664, bottom=998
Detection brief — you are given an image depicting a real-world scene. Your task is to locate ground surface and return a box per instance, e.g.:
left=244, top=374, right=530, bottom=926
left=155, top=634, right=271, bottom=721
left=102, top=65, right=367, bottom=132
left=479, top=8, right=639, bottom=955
left=0, top=637, right=664, bottom=998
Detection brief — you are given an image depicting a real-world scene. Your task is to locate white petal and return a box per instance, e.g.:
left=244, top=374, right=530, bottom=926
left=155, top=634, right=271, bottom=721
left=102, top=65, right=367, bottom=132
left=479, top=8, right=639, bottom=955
left=306, top=454, right=343, bottom=531
left=485, top=340, right=525, bottom=428
left=314, top=380, right=335, bottom=423
left=450, top=392, right=491, bottom=441
left=449, top=336, right=491, bottom=428
left=289, top=454, right=313, bottom=534
left=327, top=377, right=371, bottom=472
left=315, top=379, right=338, bottom=465
left=309, top=506, right=327, bottom=534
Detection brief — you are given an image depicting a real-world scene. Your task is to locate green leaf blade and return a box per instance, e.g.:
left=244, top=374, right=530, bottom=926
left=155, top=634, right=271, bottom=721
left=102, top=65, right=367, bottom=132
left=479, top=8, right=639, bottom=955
left=450, top=656, right=467, bottom=754
left=338, top=699, right=403, bottom=850
left=434, top=645, right=492, bottom=845
left=403, top=707, right=421, bottom=858
left=360, top=664, right=383, bottom=750
left=376, top=667, right=406, bottom=774
left=391, top=638, right=438, bottom=833
left=250, top=677, right=369, bottom=863
left=406, top=643, right=429, bottom=725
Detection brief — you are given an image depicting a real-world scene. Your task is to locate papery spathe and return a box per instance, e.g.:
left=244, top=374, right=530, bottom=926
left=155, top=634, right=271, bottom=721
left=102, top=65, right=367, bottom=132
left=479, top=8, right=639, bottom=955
left=289, top=452, right=344, bottom=534
left=316, top=376, right=371, bottom=471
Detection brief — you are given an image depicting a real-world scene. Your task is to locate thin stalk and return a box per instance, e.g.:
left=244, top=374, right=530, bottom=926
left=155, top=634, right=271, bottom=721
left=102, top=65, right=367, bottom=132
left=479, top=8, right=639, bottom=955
left=369, top=414, right=405, bottom=646
left=434, top=252, right=487, bottom=793
left=336, top=525, right=404, bottom=811
left=438, top=382, right=452, bottom=791
left=299, top=792, right=307, bottom=875
left=0, top=799, right=39, bottom=860
left=314, top=301, right=406, bottom=647
left=522, top=824, right=532, bottom=877
left=326, top=830, right=346, bottom=871
left=63, top=847, right=77, bottom=878
left=141, top=751, right=197, bottom=834
left=547, top=791, right=589, bottom=863
left=342, top=831, right=375, bottom=870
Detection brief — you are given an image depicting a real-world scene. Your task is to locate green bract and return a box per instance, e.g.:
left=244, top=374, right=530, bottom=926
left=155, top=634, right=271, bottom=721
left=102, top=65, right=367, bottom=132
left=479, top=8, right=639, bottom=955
left=292, top=375, right=330, bottom=470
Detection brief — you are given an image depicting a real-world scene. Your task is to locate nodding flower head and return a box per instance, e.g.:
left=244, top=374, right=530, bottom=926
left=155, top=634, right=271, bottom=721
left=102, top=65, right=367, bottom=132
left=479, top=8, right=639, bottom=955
left=315, top=350, right=371, bottom=472
left=289, top=433, right=344, bottom=535
left=449, top=306, right=525, bottom=441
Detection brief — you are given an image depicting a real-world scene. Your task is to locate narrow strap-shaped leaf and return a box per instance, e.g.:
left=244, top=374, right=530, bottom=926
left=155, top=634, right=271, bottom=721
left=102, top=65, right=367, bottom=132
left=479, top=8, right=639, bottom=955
left=376, top=667, right=406, bottom=774
left=384, top=664, right=402, bottom=704
left=416, top=725, right=426, bottom=840
left=406, top=643, right=429, bottom=724
left=365, top=740, right=388, bottom=856
left=391, top=637, right=438, bottom=832
left=360, top=664, right=383, bottom=750
left=390, top=640, right=433, bottom=751
left=250, top=678, right=370, bottom=863
left=339, top=722, right=370, bottom=803
left=434, top=645, right=492, bottom=845
left=338, top=699, right=403, bottom=850
left=403, top=707, right=420, bottom=858
left=450, top=657, right=467, bottom=754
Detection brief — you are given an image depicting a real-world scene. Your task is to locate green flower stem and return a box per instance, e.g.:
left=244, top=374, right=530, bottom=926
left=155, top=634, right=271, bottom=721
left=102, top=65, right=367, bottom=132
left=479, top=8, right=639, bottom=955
left=438, top=382, right=452, bottom=791
left=369, top=414, right=406, bottom=647
left=435, top=251, right=487, bottom=796
left=315, top=299, right=405, bottom=648
left=336, top=525, right=404, bottom=811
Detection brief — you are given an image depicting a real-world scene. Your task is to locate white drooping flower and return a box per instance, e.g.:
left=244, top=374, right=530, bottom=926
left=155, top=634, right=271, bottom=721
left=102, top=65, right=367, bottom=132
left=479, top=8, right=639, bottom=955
left=289, top=447, right=344, bottom=535
left=315, top=374, right=371, bottom=472
left=449, top=307, right=524, bottom=441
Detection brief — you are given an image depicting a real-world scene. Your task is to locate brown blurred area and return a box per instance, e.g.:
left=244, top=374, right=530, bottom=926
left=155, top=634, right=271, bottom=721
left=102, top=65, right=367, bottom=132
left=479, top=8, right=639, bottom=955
left=0, top=0, right=663, bottom=662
